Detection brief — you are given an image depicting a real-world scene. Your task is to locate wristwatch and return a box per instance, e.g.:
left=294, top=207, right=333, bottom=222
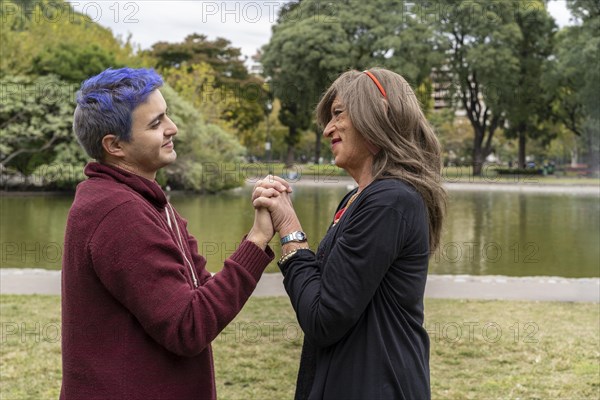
left=280, top=231, right=307, bottom=245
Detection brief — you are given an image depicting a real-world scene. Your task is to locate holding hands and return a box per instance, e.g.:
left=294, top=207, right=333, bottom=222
left=247, top=175, right=304, bottom=251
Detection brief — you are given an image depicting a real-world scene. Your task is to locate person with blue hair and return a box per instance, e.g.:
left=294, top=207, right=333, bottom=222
left=61, top=68, right=281, bottom=399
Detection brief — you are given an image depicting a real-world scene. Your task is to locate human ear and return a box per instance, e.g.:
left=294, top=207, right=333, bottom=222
left=101, top=134, right=126, bottom=158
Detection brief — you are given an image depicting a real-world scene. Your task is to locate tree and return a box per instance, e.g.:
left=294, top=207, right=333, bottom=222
left=543, top=0, right=599, bottom=169
left=0, top=75, right=82, bottom=175
left=162, top=63, right=235, bottom=130
left=262, top=0, right=442, bottom=165
left=0, top=75, right=246, bottom=191
left=159, top=85, right=246, bottom=192
left=149, top=34, right=248, bottom=82
left=261, top=12, right=351, bottom=165
left=434, top=0, right=527, bottom=175
left=1, top=0, right=136, bottom=81
left=0, top=0, right=248, bottom=191
left=502, top=1, right=556, bottom=169
left=147, top=34, right=268, bottom=146
left=32, top=42, right=122, bottom=83
left=429, top=111, right=473, bottom=165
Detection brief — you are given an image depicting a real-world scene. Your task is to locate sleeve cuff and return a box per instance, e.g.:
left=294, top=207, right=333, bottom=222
left=228, top=239, right=275, bottom=281
left=278, top=248, right=315, bottom=275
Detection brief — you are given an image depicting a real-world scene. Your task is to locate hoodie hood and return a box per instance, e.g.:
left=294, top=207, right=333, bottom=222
left=84, top=162, right=167, bottom=209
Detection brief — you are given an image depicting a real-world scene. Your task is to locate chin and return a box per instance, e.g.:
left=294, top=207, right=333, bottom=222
left=160, top=153, right=177, bottom=167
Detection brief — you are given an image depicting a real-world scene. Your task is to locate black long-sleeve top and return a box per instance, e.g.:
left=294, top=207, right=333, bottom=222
left=280, top=179, right=431, bottom=400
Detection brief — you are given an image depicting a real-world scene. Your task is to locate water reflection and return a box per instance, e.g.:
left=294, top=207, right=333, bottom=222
left=432, top=191, right=599, bottom=277
left=1, top=187, right=598, bottom=277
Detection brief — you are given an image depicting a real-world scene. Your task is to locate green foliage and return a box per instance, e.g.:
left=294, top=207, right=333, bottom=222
left=148, top=34, right=268, bottom=146
left=261, top=0, right=454, bottom=164
left=543, top=2, right=600, bottom=167
left=502, top=1, right=556, bottom=167
left=31, top=43, right=122, bottom=83
left=421, top=0, right=558, bottom=172
left=159, top=85, right=246, bottom=192
left=0, top=78, right=246, bottom=192
left=149, top=33, right=248, bottom=82
left=429, top=112, right=473, bottom=165
left=496, top=168, right=543, bottom=175
left=0, top=0, right=139, bottom=187
left=568, top=0, right=600, bottom=20
left=0, top=75, right=85, bottom=176
left=3, top=0, right=598, bottom=190
left=432, top=0, right=516, bottom=172
left=0, top=0, right=251, bottom=192
left=1, top=0, right=135, bottom=81
left=262, top=12, right=351, bottom=130
left=161, top=61, right=266, bottom=149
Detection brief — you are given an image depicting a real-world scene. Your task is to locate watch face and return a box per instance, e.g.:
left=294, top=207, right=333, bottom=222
left=281, top=231, right=307, bottom=244
left=295, top=232, right=306, bottom=241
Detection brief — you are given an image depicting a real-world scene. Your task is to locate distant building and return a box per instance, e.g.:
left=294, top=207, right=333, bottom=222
left=430, top=66, right=455, bottom=111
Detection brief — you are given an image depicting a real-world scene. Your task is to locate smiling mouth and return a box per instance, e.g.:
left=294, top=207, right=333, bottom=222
left=162, top=141, right=173, bottom=148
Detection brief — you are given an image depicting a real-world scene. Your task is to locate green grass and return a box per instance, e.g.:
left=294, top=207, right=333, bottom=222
left=1, top=295, right=598, bottom=399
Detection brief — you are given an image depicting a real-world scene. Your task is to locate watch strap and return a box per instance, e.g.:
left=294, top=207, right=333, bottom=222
left=280, top=231, right=307, bottom=245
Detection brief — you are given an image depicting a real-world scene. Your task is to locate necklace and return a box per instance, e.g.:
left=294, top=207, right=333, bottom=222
left=333, top=192, right=360, bottom=225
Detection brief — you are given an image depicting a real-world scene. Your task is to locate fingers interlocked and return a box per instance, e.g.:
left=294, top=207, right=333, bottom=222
left=252, top=175, right=292, bottom=204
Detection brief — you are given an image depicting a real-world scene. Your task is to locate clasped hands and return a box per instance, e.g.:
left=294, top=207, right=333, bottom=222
left=247, top=175, right=302, bottom=249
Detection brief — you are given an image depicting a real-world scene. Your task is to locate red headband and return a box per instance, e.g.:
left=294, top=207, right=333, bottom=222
left=363, top=70, right=387, bottom=98
left=361, top=71, right=384, bottom=156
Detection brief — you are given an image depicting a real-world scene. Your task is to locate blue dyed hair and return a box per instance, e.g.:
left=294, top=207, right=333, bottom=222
left=73, top=68, right=163, bottom=160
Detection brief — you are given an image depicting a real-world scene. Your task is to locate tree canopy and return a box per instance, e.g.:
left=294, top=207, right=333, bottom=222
left=0, top=0, right=252, bottom=191
left=261, top=0, right=443, bottom=165
left=261, top=0, right=598, bottom=174
left=146, top=34, right=269, bottom=148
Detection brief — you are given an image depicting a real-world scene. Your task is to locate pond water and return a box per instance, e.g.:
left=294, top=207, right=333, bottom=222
left=1, top=185, right=598, bottom=277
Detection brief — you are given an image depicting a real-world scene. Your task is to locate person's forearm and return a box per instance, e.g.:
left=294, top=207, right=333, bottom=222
left=279, top=219, right=306, bottom=253
left=246, top=231, right=269, bottom=250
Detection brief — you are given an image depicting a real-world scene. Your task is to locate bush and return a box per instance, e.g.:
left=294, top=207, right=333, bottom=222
left=496, top=168, right=544, bottom=175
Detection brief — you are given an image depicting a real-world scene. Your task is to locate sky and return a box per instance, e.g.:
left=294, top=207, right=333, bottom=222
left=68, top=0, right=574, bottom=66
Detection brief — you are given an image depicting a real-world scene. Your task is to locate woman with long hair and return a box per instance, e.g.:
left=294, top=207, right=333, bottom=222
left=254, top=68, right=447, bottom=400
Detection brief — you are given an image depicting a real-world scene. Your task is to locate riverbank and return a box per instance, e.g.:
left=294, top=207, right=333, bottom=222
left=279, top=176, right=600, bottom=194
left=2, top=171, right=599, bottom=196
left=2, top=269, right=598, bottom=302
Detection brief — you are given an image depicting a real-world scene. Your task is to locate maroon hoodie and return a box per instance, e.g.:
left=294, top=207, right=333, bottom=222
left=60, top=163, right=273, bottom=399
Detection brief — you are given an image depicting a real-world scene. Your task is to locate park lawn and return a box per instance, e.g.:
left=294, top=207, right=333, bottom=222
left=0, top=295, right=598, bottom=399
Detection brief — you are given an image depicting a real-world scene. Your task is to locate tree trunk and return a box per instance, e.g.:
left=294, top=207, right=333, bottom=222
left=471, top=125, right=486, bottom=176
left=285, top=145, right=295, bottom=167
left=314, top=127, right=321, bottom=164
left=472, top=147, right=483, bottom=176
left=471, top=127, right=496, bottom=177
left=518, top=128, right=526, bottom=169
left=285, top=125, right=297, bottom=167
left=585, top=120, right=600, bottom=172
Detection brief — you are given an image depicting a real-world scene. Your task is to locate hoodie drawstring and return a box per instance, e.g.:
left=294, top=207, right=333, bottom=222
left=166, top=204, right=199, bottom=288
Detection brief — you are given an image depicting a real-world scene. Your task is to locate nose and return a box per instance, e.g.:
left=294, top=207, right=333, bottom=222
left=165, top=116, right=178, bottom=137
left=323, top=119, right=335, bottom=138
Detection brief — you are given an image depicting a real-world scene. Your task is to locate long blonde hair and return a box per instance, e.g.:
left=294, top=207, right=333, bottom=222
left=316, top=68, right=446, bottom=253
